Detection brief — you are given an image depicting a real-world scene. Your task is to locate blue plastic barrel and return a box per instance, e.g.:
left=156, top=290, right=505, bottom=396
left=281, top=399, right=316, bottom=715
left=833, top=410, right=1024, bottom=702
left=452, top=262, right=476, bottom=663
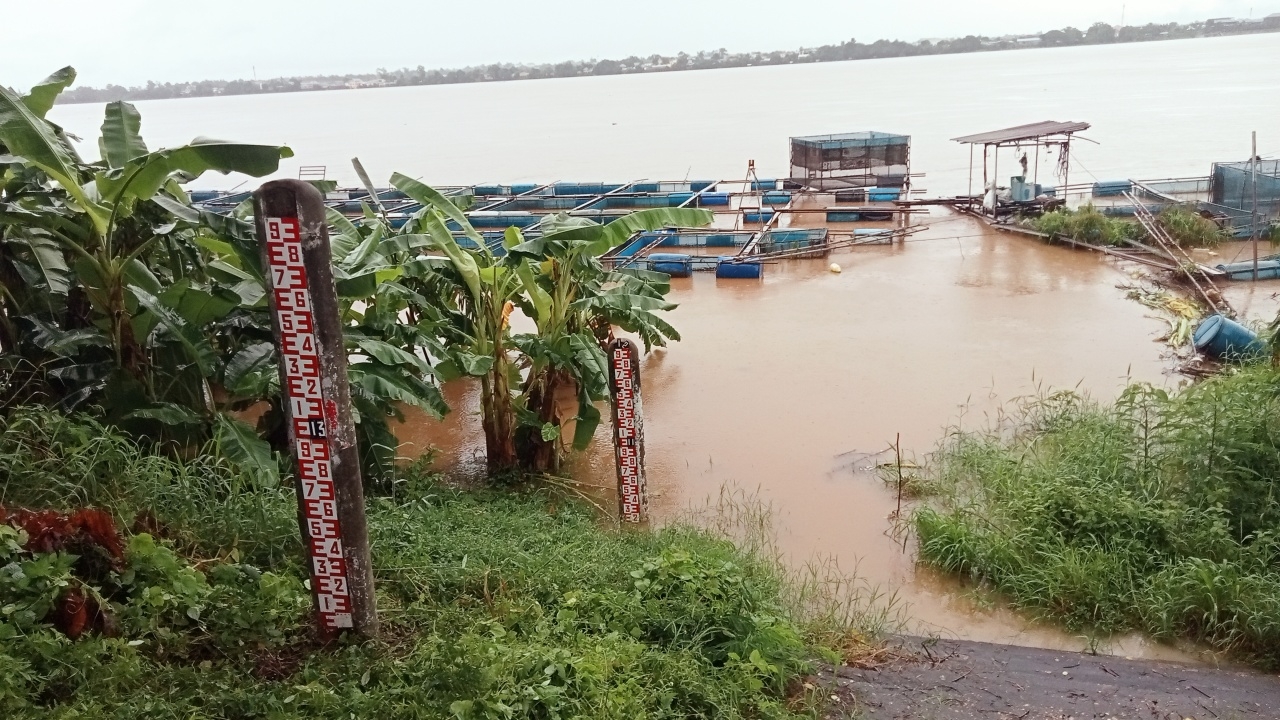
left=716, top=257, right=762, bottom=279
left=649, top=253, right=693, bottom=278
left=699, top=193, right=731, bottom=206
left=1214, top=260, right=1280, bottom=281
left=1193, top=314, right=1267, bottom=361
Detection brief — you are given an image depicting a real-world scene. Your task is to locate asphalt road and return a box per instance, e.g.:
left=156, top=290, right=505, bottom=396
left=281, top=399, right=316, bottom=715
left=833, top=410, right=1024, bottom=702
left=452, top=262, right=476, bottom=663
left=818, top=637, right=1280, bottom=719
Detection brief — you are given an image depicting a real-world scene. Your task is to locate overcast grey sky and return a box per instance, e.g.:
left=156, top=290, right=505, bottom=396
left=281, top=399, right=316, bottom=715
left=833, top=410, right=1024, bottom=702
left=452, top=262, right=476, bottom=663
left=7, top=0, right=1279, bottom=89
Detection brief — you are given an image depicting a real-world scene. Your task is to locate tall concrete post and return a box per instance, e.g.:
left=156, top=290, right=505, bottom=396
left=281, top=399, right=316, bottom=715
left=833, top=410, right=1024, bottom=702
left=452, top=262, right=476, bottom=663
left=253, top=180, right=378, bottom=638
left=608, top=338, right=648, bottom=524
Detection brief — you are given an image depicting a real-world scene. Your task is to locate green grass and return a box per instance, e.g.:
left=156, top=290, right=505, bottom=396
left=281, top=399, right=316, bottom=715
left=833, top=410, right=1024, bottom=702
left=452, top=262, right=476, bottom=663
left=0, top=409, right=858, bottom=719
left=913, top=367, right=1280, bottom=666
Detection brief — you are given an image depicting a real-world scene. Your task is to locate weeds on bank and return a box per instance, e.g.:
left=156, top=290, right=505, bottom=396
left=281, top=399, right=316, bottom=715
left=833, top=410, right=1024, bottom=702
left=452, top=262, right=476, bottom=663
left=1031, top=204, right=1228, bottom=249
left=0, top=408, right=870, bottom=718
left=913, top=367, right=1280, bottom=666
left=685, top=486, right=904, bottom=666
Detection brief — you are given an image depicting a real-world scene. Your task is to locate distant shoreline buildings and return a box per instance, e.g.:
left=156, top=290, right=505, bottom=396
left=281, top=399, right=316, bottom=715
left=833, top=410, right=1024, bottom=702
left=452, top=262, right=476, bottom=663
left=54, top=16, right=1280, bottom=105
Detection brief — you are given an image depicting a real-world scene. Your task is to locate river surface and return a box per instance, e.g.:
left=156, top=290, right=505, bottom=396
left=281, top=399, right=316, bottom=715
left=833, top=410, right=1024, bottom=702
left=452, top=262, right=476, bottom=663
left=48, top=33, right=1280, bottom=659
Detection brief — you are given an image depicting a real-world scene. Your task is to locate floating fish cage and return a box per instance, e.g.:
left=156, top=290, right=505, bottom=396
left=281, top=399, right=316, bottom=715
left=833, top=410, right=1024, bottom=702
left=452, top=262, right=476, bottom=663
left=602, top=229, right=766, bottom=279
left=192, top=162, right=915, bottom=282
left=1211, top=160, right=1280, bottom=236
left=788, top=131, right=911, bottom=191
left=761, top=228, right=829, bottom=256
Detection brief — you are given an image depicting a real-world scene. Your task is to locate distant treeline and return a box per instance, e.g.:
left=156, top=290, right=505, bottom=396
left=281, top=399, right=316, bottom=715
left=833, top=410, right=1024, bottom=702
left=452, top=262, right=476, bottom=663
left=57, top=17, right=1280, bottom=104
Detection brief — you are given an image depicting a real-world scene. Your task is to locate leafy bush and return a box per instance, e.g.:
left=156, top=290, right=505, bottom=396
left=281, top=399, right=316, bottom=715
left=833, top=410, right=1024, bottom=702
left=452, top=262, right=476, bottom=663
left=1032, top=204, right=1141, bottom=247
left=1156, top=205, right=1228, bottom=248
left=0, top=410, right=819, bottom=718
left=914, top=369, right=1280, bottom=666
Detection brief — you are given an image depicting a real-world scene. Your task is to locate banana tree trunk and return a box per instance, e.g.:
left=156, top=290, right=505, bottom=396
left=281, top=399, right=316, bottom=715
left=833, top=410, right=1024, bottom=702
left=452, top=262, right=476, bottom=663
left=517, top=368, right=577, bottom=473
left=480, top=359, right=518, bottom=472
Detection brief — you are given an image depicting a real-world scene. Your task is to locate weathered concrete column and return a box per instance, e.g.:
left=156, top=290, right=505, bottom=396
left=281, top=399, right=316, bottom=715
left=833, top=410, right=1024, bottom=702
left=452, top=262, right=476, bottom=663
left=253, top=180, right=378, bottom=638
left=608, top=338, right=648, bottom=524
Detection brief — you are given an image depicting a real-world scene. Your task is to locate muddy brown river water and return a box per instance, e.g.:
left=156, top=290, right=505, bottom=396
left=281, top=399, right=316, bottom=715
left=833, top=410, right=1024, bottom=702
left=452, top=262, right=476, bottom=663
left=395, top=209, right=1219, bottom=660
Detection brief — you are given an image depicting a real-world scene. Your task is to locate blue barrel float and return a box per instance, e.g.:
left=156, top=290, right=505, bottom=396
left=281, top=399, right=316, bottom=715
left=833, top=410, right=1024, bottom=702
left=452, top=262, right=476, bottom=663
left=1193, top=314, right=1267, bottom=361
left=1215, top=259, right=1280, bottom=281
left=715, top=257, right=762, bottom=279
left=648, top=253, right=693, bottom=278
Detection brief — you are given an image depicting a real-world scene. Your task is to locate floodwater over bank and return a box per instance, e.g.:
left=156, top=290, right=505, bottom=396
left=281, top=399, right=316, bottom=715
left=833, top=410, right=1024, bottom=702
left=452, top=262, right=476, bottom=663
left=396, top=209, right=1199, bottom=659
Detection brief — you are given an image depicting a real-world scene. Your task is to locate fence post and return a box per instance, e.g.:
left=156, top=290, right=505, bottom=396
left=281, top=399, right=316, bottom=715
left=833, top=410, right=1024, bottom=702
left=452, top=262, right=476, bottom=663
left=253, top=179, right=378, bottom=638
left=608, top=338, right=648, bottom=524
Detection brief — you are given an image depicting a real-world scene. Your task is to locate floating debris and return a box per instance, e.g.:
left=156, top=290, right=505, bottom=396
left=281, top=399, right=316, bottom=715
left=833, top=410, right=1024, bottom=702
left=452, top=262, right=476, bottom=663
left=1122, top=283, right=1202, bottom=348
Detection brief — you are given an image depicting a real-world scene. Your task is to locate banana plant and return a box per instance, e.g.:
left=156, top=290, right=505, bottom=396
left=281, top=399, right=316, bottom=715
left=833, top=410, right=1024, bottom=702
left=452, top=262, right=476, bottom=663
left=504, top=208, right=712, bottom=471
left=390, top=172, right=521, bottom=470
left=391, top=170, right=711, bottom=471
left=0, top=68, right=291, bottom=481
left=0, top=69, right=291, bottom=387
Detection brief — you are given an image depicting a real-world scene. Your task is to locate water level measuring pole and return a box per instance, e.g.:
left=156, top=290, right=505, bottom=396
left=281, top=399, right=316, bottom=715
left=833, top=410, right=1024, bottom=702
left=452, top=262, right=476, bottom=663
left=253, top=180, right=378, bottom=638
left=608, top=338, right=648, bottom=524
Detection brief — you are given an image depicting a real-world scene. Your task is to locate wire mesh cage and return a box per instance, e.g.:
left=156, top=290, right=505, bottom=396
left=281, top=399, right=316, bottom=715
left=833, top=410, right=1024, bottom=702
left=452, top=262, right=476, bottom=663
left=789, top=132, right=911, bottom=190
left=1212, top=160, right=1280, bottom=218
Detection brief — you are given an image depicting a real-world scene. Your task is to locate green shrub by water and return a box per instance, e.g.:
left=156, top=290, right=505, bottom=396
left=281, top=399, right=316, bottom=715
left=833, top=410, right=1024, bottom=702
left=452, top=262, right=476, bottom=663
left=1032, top=204, right=1141, bottom=247
left=913, top=367, right=1280, bottom=666
left=0, top=409, right=825, bottom=718
left=1031, top=204, right=1227, bottom=248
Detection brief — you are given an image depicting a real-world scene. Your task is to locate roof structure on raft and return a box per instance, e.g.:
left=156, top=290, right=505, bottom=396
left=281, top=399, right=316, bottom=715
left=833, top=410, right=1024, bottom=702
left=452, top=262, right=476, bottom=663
left=951, top=121, right=1091, bottom=146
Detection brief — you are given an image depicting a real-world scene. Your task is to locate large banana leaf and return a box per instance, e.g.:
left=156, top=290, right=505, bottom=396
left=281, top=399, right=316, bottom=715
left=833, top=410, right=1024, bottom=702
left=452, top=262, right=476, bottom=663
left=592, top=207, right=714, bottom=254
left=389, top=173, right=488, bottom=253
left=349, top=363, right=448, bottom=420
left=99, top=101, right=148, bottom=169
left=214, top=413, right=280, bottom=488
left=0, top=83, right=107, bottom=233
left=96, top=138, right=293, bottom=207
left=351, top=337, right=433, bottom=375
left=509, top=229, right=551, bottom=327
left=223, top=342, right=275, bottom=394
left=325, top=207, right=363, bottom=260
left=418, top=210, right=481, bottom=307
left=21, top=67, right=76, bottom=119
left=11, top=231, right=72, bottom=296
left=128, top=287, right=219, bottom=376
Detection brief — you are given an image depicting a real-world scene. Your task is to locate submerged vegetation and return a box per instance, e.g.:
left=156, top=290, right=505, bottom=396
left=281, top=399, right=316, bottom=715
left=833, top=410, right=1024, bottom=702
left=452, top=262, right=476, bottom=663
left=0, top=409, right=879, bottom=718
left=1030, top=204, right=1229, bottom=249
left=914, top=365, right=1280, bottom=666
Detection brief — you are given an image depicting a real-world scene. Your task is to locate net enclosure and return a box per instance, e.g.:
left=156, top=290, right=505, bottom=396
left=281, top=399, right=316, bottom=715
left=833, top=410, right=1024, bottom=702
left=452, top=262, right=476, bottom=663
left=1212, top=160, right=1280, bottom=220
left=789, top=132, right=910, bottom=190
